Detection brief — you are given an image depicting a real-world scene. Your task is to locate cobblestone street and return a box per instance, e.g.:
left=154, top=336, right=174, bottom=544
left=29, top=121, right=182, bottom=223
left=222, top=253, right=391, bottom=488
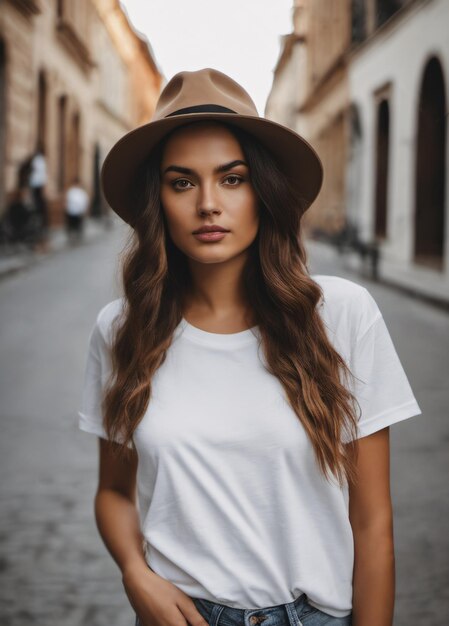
left=0, top=225, right=447, bottom=625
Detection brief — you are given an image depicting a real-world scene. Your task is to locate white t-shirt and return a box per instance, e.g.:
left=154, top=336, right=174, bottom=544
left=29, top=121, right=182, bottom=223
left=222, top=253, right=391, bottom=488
left=77, top=274, right=422, bottom=618
left=65, top=186, right=89, bottom=216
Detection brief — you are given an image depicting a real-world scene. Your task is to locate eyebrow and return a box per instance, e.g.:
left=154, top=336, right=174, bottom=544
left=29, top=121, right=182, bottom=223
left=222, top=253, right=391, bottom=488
left=162, top=159, right=248, bottom=176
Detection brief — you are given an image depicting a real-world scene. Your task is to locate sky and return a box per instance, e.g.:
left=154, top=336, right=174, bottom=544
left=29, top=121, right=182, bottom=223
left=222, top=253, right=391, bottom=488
left=119, top=0, right=293, bottom=116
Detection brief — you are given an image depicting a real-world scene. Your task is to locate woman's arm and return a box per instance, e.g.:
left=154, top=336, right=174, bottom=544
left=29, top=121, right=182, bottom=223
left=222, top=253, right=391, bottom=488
left=95, top=438, right=147, bottom=576
left=347, top=427, right=395, bottom=626
left=95, top=438, right=208, bottom=626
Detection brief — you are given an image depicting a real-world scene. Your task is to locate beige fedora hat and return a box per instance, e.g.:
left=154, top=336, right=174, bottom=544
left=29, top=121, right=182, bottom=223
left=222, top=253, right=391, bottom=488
left=101, top=67, right=323, bottom=226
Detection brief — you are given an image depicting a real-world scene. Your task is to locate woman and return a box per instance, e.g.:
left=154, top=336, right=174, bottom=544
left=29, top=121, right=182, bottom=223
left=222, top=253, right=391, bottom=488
left=78, top=68, right=422, bottom=626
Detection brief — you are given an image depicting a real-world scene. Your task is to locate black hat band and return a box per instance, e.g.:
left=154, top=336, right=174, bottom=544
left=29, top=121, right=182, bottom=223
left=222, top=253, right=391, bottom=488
left=165, top=104, right=237, bottom=117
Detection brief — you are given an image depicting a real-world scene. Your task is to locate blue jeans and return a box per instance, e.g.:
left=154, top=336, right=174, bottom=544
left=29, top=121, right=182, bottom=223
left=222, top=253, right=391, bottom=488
left=135, top=593, right=352, bottom=625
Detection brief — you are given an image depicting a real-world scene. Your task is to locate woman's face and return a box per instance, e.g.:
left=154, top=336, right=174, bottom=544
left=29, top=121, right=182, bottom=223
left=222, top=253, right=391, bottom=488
left=159, top=122, right=259, bottom=266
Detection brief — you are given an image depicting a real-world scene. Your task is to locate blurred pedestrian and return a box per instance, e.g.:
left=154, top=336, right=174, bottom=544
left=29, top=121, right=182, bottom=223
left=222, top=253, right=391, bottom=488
left=0, top=157, right=40, bottom=250
left=3, top=188, right=31, bottom=246
left=29, top=141, right=50, bottom=252
left=78, top=68, right=422, bottom=626
left=64, top=176, right=89, bottom=245
left=18, top=154, right=33, bottom=190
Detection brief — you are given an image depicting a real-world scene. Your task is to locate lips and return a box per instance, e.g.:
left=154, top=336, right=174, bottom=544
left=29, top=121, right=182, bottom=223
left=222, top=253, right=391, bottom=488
left=193, top=230, right=229, bottom=242
left=192, top=225, right=229, bottom=234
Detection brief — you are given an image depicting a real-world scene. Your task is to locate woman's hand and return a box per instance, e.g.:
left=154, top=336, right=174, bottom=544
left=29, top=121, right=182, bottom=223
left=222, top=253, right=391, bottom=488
left=122, top=562, right=210, bottom=626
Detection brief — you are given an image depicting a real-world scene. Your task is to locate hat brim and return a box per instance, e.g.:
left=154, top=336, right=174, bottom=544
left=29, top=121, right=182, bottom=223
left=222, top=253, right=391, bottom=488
left=100, top=112, right=323, bottom=225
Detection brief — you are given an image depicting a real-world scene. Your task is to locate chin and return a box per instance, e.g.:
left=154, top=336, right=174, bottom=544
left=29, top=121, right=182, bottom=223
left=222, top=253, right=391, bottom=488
left=190, top=252, right=233, bottom=265
left=185, top=246, right=244, bottom=265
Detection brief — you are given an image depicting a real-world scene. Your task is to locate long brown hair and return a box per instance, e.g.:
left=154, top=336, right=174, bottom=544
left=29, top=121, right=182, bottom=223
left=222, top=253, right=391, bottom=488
left=103, top=120, right=360, bottom=488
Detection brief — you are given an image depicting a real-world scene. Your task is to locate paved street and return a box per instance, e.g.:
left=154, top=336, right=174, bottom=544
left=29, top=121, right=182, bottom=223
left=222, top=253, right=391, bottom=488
left=0, top=225, right=447, bottom=625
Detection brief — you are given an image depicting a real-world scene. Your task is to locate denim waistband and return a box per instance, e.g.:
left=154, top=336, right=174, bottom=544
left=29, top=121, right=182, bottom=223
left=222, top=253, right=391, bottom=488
left=191, top=593, right=310, bottom=626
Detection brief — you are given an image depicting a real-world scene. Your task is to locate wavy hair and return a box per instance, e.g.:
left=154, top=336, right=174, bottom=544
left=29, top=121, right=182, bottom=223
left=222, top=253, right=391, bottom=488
left=103, top=120, right=361, bottom=488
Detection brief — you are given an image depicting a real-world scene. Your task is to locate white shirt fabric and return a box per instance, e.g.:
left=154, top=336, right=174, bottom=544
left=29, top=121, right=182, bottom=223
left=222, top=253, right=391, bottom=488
left=29, top=153, right=47, bottom=188
left=77, top=274, right=422, bottom=618
left=65, top=186, right=89, bottom=216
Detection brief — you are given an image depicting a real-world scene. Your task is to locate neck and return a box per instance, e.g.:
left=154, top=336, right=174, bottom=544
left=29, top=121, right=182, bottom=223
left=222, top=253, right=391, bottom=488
left=183, top=250, right=254, bottom=323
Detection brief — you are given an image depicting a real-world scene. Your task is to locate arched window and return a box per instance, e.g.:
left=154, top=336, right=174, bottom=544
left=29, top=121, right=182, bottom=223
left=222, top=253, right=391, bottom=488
left=414, top=56, right=446, bottom=270
left=57, top=94, right=67, bottom=191
left=374, top=98, right=390, bottom=238
left=91, top=143, right=102, bottom=217
left=37, top=70, right=47, bottom=151
left=69, top=110, right=80, bottom=182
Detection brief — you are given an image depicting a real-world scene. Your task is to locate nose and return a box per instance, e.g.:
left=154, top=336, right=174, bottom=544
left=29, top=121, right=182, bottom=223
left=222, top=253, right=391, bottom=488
left=197, top=180, right=221, bottom=216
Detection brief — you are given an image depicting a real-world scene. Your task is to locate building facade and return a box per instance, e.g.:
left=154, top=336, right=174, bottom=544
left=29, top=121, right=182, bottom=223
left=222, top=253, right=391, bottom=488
left=348, top=0, right=448, bottom=301
left=266, top=0, right=448, bottom=304
left=0, top=0, right=162, bottom=224
left=266, top=0, right=352, bottom=237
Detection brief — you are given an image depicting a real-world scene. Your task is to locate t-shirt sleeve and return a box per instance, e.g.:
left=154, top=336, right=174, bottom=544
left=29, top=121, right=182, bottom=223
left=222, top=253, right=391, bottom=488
left=344, top=288, right=422, bottom=442
left=78, top=310, right=130, bottom=446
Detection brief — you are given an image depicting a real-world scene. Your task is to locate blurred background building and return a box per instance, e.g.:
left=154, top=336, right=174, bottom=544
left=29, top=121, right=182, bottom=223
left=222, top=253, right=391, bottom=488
left=266, top=0, right=448, bottom=303
left=0, top=0, right=162, bottom=226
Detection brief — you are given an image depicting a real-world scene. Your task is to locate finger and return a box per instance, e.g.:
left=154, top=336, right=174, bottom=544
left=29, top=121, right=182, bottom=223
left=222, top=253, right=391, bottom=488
left=178, top=601, right=209, bottom=626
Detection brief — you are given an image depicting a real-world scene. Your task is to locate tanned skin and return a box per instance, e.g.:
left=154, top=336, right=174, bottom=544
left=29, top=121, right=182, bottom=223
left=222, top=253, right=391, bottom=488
left=348, top=426, right=395, bottom=626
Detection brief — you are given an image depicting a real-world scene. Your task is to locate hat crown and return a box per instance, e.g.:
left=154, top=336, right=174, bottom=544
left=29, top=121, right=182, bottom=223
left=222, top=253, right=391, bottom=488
left=153, top=68, right=259, bottom=121
left=101, top=66, right=323, bottom=225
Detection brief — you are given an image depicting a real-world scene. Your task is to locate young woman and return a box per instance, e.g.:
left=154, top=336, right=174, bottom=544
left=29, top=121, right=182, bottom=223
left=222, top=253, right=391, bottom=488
left=78, top=68, right=422, bottom=626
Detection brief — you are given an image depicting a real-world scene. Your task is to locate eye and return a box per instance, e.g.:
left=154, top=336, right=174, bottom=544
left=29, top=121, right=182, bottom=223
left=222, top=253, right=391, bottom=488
left=224, top=175, right=244, bottom=186
left=171, top=178, right=192, bottom=191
